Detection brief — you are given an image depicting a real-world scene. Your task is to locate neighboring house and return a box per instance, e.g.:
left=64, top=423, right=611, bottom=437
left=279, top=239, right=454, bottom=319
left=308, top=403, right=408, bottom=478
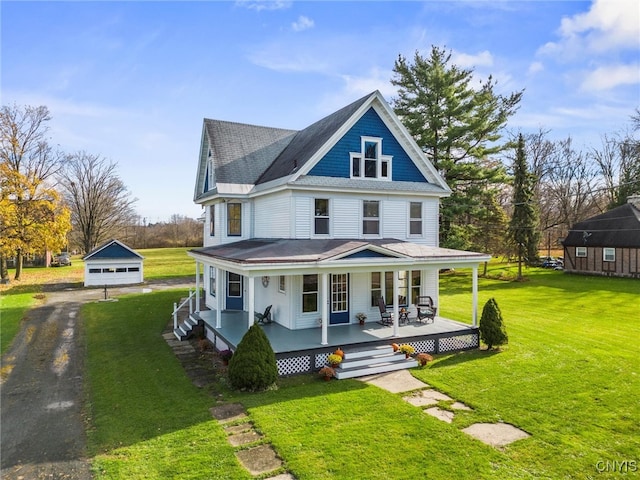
left=83, top=240, right=144, bottom=287
left=562, top=196, right=640, bottom=278
left=185, top=91, right=491, bottom=377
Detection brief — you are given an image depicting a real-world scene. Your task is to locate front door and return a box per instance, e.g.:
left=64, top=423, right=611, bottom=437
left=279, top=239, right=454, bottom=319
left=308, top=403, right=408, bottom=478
left=329, top=273, right=349, bottom=324
left=226, top=272, right=243, bottom=310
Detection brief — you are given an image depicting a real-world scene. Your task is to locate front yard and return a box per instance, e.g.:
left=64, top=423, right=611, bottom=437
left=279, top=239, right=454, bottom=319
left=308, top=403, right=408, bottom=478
left=82, top=265, right=639, bottom=479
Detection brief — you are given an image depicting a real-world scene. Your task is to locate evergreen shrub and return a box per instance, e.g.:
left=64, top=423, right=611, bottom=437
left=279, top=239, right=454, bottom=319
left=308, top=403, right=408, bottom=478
left=227, top=324, right=278, bottom=391
left=479, top=297, right=508, bottom=349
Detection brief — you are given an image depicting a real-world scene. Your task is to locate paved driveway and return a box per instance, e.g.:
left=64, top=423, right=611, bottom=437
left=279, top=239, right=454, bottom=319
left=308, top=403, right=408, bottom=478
left=0, top=279, right=193, bottom=480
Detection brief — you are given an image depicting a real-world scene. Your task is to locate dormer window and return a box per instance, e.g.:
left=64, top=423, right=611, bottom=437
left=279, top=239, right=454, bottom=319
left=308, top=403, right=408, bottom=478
left=350, top=137, right=392, bottom=180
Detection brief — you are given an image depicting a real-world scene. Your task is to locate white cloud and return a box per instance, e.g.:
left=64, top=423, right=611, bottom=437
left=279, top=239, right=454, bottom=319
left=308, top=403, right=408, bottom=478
left=540, top=0, right=640, bottom=57
left=528, top=61, right=544, bottom=75
left=292, top=15, right=314, bottom=32
left=580, top=63, right=640, bottom=91
left=451, top=50, right=494, bottom=68
left=235, top=0, right=291, bottom=12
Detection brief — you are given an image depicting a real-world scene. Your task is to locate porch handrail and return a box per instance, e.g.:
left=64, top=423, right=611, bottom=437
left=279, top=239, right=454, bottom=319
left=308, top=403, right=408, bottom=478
left=173, top=289, right=195, bottom=331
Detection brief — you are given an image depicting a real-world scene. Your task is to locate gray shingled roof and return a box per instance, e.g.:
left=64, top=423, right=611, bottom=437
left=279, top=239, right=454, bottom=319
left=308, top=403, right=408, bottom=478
left=562, top=203, right=640, bottom=248
left=256, top=92, right=373, bottom=184
left=190, top=238, right=489, bottom=265
left=204, top=119, right=297, bottom=185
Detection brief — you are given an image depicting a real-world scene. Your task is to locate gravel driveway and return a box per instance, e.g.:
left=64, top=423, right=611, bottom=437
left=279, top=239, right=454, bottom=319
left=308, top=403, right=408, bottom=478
left=0, top=279, right=193, bottom=480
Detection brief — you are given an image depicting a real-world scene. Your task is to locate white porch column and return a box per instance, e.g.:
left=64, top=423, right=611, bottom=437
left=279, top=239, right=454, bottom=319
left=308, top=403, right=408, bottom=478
left=248, top=275, right=255, bottom=329
left=472, top=266, right=479, bottom=327
left=321, top=272, right=328, bottom=345
left=215, top=267, right=222, bottom=328
left=392, top=270, right=399, bottom=337
left=195, top=262, right=200, bottom=313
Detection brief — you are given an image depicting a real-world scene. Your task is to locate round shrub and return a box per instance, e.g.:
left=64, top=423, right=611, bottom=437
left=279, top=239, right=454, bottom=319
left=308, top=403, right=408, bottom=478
left=227, top=324, right=278, bottom=391
left=479, top=297, right=508, bottom=349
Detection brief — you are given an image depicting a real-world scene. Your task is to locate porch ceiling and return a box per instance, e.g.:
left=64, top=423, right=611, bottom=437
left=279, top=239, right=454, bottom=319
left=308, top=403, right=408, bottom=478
left=188, top=238, right=490, bottom=275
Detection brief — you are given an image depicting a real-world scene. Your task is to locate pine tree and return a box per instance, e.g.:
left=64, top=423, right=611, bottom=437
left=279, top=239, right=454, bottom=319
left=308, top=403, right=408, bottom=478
left=391, top=46, right=523, bottom=249
left=509, top=134, right=540, bottom=279
left=479, top=298, right=508, bottom=350
left=227, top=324, right=278, bottom=391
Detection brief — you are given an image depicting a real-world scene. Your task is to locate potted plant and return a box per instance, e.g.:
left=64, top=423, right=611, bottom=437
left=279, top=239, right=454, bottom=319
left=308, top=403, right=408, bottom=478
left=398, top=344, right=415, bottom=358
left=356, top=312, right=367, bottom=325
left=219, top=349, right=233, bottom=365
left=327, top=353, right=343, bottom=367
left=416, top=352, right=433, bottom=367
left=319, top=366, right=335, bottom=381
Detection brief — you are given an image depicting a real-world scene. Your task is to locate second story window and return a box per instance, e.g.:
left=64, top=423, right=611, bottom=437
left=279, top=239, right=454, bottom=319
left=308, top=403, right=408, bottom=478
left=363, top=200, right=380, bottom=235
left=314, top=198, right=329, bottom=235
left=409, top=202, right=422, bottom=235
left=350, top=137, right=392, bottom=180
left=227, top=203, right=241, bottom=236
left=214, top=205, right=216, bottom=237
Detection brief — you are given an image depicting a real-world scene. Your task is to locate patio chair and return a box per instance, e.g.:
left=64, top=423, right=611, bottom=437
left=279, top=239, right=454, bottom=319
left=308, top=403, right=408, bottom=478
left=377, top=298, right=393, bottom=326
left=255, top=305, right=273, bottom=325
left=415, top=296, right=436, bottom=324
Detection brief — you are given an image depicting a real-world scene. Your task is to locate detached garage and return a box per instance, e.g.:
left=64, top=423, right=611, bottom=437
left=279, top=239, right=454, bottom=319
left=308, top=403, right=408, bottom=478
left=83, top=240, right=144, bottom=287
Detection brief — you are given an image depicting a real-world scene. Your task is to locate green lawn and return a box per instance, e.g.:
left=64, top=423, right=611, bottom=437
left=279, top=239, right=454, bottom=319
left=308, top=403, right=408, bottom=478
left=81, top=265, right=639, bottom=479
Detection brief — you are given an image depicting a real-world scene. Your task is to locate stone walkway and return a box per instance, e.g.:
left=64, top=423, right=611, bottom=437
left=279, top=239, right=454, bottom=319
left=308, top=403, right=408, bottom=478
left=359, top=370, right=530, bottom=447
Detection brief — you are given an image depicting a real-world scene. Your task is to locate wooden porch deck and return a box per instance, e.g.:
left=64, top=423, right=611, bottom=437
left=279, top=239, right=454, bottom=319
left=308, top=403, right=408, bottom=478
left=195, top=309, right=480, bottom=376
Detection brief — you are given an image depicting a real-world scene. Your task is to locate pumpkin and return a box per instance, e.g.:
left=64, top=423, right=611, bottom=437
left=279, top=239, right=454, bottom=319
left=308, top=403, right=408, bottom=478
left=334, top=348, right=344, bottom=358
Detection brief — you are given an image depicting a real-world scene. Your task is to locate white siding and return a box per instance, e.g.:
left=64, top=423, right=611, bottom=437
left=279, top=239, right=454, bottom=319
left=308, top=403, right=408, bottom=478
left=84, top=260, right=143, bottom=286
left=333, top=198, right=360, bottom=238
left=254, top=193, right=291, bottom=238
left=382, top=199, right=406, bottom=239
left=294, top=196, right=312, bottom=239
left=423, top=199, right=439, bottom=246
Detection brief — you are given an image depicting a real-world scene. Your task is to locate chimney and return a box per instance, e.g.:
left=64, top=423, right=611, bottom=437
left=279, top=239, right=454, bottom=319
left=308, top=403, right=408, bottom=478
left=627, top=195, right=640, bottom=209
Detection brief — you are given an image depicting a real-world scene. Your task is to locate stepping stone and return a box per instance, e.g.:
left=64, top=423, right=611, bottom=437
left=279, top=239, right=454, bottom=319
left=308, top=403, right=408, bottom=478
left=236, top=444, right=283, bottom=476
left=402, top=389, right=452, bottom=406
left=451, top=401, right=472, bottom=411
left=265, top=474, right=296, bottom=480
left=424, top=407, right=455, bottom=423
left=462, top=422, right=530, bottom=447
left=210, top=403, right=248, bottom=423
left=228, top=430, right=263, bottom=446
left=359, top=369, right=429, bottom=393
left=224, top=422, right=253, bottom=435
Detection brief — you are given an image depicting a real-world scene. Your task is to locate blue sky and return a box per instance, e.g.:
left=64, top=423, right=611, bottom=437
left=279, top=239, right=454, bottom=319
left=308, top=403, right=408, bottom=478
left=2, top=1, right=638, bottom=222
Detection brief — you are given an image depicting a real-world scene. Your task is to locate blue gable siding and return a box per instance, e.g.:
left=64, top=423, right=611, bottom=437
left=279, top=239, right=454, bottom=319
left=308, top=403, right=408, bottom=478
left=342, top=249, right=397, bottom=259
left=308, top=108, right=428, bottom=182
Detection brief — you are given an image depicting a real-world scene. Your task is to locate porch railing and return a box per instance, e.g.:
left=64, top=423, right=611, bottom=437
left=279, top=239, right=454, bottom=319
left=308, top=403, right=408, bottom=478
left=172, top=289, right=196, bottom=331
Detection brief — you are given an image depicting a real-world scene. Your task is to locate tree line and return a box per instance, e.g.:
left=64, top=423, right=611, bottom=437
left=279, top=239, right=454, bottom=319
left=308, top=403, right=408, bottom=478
left=2, top=45, right=638, bottom=282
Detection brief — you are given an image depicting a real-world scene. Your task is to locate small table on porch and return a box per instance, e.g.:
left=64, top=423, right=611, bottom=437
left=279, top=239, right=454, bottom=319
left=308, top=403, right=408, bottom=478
left=399, top=309, right=410, bottom=325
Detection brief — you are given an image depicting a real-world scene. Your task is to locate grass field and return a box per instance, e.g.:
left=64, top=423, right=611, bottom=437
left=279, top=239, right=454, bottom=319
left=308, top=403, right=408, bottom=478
left=80, top=262, right=639, bottom=479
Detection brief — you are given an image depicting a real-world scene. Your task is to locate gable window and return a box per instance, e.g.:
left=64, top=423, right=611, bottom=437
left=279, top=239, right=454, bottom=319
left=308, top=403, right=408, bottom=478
left=409, top=202, right=422, bottom=235
left=227, top=203, right=241, bottom=236
left=350, top=137, right=392, bottom=180
left=302, top=274, right=318, bottom=313
left=363, top=200, right=380, bottom=235
left=576, top=246, right=587, bottom=257
left=209, top=206, right=215, bottom=236
left=209, top=266, right=216, bottom=297
left=603, top=247, right=615, bottom=262
left=314, top=198, right=329, bottom=235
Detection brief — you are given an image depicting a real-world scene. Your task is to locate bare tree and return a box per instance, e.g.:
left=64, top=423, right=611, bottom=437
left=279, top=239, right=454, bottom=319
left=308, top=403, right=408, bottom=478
left=58, top=151, right=137, bottom=253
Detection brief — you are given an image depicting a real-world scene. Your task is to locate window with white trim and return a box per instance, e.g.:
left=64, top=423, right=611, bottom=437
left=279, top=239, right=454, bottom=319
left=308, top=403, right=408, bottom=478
left=576, top=246, right=586, bottom=257
left=209, top=205, right=215, bottom=236
left=409, top=202, right=422, bottom=236
left=278, top=275, right=285, bottom=293
left=363, top=200, right=380, bottom=235
left=350, top=137, right=392, bottom=180
left=370, top=270, right=421, bottom=307
left=603, top=247, right=615, bottom=262
left=314, top=198, right=329, bottom=235
left=227, top=203, right=241, bottom=236
left=302, top=274, right=318, bottom=313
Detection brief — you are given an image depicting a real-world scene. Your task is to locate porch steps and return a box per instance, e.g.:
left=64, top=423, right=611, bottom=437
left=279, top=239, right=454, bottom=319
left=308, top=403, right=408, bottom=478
left=173, top=316, right=199, bottom=341
left=334, top=346, right=418, bottom=379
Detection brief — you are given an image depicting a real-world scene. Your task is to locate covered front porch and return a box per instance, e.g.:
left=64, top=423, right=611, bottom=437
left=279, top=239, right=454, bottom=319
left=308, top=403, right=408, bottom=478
left=197, top=308, right=479, bottom=376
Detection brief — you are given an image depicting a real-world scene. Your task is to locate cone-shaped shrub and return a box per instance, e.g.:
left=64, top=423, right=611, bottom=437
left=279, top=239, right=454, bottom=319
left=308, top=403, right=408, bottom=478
left=228, top=323, right=278, bottom=391
left=479, top=297, right=508, bottom=349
